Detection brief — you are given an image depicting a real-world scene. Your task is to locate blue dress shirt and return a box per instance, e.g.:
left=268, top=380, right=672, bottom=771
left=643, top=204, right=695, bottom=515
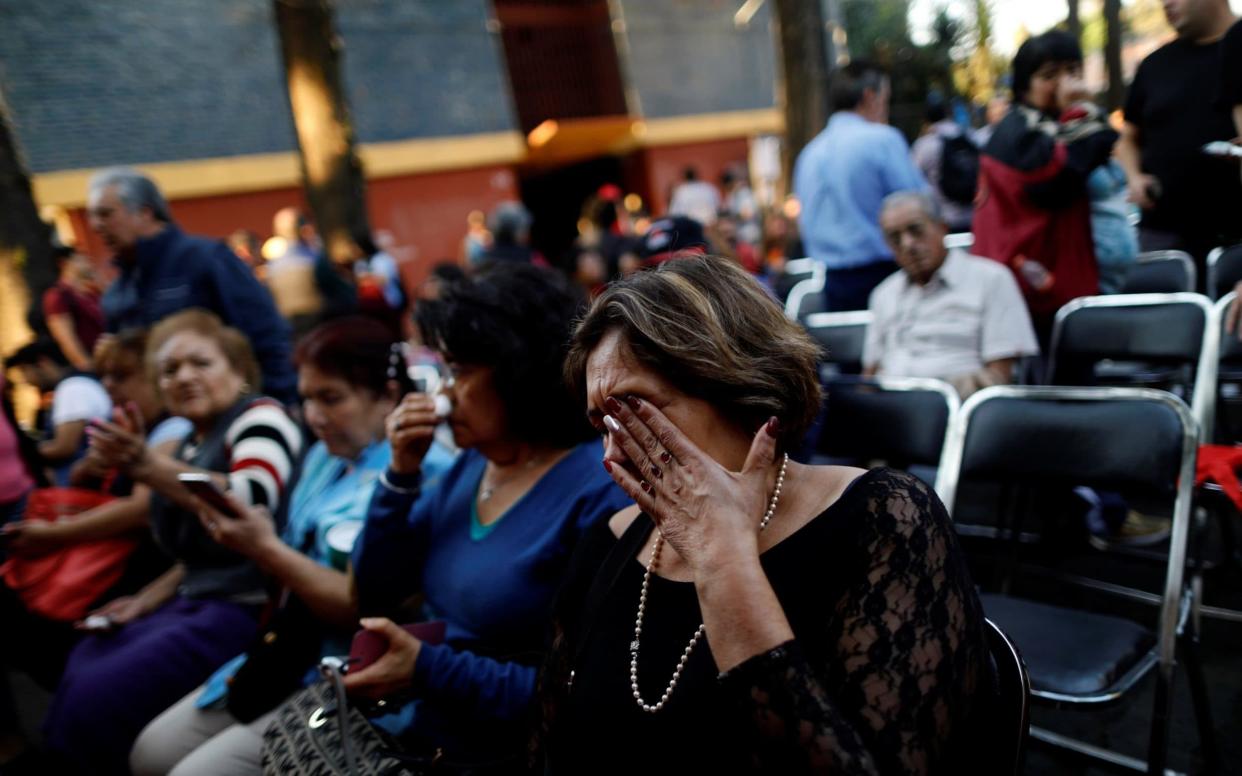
left=794, top=112, right=928, bottom=270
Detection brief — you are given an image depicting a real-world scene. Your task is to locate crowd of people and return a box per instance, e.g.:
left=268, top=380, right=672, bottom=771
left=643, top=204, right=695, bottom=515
left=0, top=0, right=1239, bottom=773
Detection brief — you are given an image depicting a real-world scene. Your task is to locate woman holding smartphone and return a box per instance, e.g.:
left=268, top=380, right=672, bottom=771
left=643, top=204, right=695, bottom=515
left=41, top=309, right=302, bottom=775
left=277, top=263, right=629, bottom=773
left=128, top=316, right=455, bottom=776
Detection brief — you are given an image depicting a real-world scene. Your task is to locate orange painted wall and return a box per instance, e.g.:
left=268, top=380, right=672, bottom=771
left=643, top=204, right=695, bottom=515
left=66, top=164, right=520, bottom=292
left=641, top=138, right=751, bottom=216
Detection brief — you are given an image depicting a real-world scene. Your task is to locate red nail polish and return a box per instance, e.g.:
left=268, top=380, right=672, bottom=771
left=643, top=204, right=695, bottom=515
left=624, top=395, right=642, bottom=411
left=659, top=451, right=672, bottom=463
left=650, top=464, right=662, bottom=479
left=602, top=460, right=613, bottom=474
left=640, top=480, right=652, bottom=493
left=605, top=396, right=623, bottom=414
left=766, top=416, right=781, bottom=437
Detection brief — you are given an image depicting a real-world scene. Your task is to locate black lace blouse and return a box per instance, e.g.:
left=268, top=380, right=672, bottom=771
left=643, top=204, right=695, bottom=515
left=540, top=468, right=994, bottom=775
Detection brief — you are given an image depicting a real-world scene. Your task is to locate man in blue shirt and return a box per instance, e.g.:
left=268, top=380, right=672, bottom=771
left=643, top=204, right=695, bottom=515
left=89, top=169, right=298, bottom=404
left=794, top=60, right=928, bottom=311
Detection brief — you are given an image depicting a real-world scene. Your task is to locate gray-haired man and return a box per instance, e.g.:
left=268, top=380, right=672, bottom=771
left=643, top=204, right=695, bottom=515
left=863, top=191, right=1039, bottom=398
left=90, top=169, right=296, bottom=403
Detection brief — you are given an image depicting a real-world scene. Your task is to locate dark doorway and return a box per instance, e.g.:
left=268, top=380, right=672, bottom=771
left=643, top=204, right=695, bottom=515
left=518, top=155, right=625, bottom=269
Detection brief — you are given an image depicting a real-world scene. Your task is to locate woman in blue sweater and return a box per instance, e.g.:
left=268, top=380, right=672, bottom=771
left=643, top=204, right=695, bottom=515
left=303, top=262, right=629, bottom=768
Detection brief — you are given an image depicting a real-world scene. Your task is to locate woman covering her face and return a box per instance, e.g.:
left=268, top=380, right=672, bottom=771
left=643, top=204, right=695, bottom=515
left=541, top=256, right=995, bottom=774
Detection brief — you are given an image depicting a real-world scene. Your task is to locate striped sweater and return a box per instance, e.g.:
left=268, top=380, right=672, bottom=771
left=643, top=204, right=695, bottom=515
left=155, top=396, right=303, bottom=601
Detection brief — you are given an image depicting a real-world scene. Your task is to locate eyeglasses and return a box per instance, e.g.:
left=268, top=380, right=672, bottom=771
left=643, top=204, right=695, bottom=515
left=882, top=220, right=930, bottom=246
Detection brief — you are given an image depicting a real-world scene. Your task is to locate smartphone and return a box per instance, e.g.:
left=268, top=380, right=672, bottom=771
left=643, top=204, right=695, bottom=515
left=177, top=472, right=241, bottom=519
left=347, top=621, right=447, bottom=673
left=80, top=614, right=114, bottom=632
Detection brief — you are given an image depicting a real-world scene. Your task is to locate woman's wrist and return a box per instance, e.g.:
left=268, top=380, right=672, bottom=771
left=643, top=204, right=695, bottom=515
left=380, top=467, right=422, bottom=494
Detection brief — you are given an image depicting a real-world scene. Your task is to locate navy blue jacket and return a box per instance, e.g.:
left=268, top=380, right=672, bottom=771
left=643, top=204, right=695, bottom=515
left=102, top=226, right=297, bottom=404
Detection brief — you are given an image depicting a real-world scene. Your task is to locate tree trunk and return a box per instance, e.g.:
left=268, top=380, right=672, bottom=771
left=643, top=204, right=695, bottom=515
left=0, top=89, right=51, bottom=352
left=273, top=0, right=370, bottom=266
left=773, top=0, right=834, bottom=191
left=1066, top=0, right=1081, bottom=43
left=1104, top=0, right=1124, bottom=111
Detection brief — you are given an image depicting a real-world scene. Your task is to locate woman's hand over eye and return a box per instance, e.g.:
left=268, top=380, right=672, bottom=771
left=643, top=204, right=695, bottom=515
left=600, top=395, right=780, bottom=580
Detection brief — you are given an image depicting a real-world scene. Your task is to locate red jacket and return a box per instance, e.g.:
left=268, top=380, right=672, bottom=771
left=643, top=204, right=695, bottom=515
left=972, top=105, right=1116, bottom=321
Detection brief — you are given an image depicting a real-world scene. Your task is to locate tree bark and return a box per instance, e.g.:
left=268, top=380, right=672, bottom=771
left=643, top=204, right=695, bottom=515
left=1066, top=0, right=1081, bottom=43
left=0, top=89, right=52, bottom=351
left=273, top=0, right=370, bottom=266
left=773, top=0, right=834, bottom=191
left=1104, top=0, right=1124, bottom=111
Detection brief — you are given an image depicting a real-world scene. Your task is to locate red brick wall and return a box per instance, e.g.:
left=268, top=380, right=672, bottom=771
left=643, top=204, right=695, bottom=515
left=640, top=138, right=751, bottom=216
left=66, top=164, right=520, bottom=292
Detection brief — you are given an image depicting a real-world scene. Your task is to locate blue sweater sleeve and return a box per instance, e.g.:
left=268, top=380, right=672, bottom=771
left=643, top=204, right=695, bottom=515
left=352, top=469, right=431, bottom=616
left=411, top=642, right=538, bottom=722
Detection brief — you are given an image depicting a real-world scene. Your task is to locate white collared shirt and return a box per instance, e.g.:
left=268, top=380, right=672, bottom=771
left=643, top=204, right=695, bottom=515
left=863, top=249, right=1039, bottom=379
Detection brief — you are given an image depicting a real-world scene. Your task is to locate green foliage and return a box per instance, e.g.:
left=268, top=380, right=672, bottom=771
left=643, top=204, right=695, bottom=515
left=840, top=0, right=959, bottom=138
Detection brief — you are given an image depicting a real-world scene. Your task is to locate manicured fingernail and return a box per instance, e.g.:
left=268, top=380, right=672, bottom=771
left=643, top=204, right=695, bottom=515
left=640, top=480, right=652, bottom=493
left=624, top=395, right=642, bottom=410
left=605, top=396, right=623, bottom=414
left=766, top=416, right=781, bottom=437
left=650, top=464, right=662, bottom=479
left=659, top=451, right=672, bottom=463
left=602, top=459, right=613, bottom=474
left=604, top=415, right=621, bottom=433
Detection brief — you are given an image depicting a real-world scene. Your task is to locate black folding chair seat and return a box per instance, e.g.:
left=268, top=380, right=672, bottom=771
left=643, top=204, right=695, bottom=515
left=981, top=593, right=1156, bottom=700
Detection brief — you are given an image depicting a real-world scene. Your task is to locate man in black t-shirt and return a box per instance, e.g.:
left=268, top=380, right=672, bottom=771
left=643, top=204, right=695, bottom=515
left=1117, top=0, right=1241, bottom=275
left=1223, top=18, right=1242, bottom=139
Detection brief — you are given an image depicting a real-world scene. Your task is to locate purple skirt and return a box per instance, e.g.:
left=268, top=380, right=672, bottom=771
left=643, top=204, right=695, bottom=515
left=42, top=595, right=259, bottom=775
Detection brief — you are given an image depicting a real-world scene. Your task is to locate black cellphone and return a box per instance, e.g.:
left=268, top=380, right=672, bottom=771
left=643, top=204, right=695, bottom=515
left=387, top=343, right=418, bottom=398
left=177, top=473, right=241, bottom=519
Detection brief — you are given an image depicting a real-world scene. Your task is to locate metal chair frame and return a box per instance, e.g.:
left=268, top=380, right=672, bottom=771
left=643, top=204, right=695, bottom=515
left=1206, top=244, right=1242, bottom=301
left=1121, top=250, right=1197, bottom=294
left=802, top=311, right=872, bottom=378
left=983, top=617, right=1031, bottom=776
left=935, top=386, right=1214, bottom=775
left=1047, top=293, right=1217, bottom=440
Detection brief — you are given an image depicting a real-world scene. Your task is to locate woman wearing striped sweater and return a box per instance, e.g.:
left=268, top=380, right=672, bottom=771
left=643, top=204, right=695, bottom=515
left=41, top=309, right=303, bottom=775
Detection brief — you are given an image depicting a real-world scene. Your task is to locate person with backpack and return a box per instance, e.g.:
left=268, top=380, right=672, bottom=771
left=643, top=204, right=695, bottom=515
left=911, top=101, right=979, bottom=233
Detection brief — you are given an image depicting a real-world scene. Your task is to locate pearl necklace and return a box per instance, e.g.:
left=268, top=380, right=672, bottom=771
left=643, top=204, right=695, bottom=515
left=629, top=453, right=788, bottom=713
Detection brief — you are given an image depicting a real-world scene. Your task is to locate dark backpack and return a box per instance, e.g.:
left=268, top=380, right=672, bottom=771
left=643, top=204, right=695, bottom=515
left=939, top=132, right=981, bottom=205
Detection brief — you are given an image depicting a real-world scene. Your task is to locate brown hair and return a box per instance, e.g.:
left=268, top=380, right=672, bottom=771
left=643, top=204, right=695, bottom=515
left=146, top=309, right=262, bottom=391
left=93, top=328, right=147, bottom=378
left=565, top=256, right=822, bottom=449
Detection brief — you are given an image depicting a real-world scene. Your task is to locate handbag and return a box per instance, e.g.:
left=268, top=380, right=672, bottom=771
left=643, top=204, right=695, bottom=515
left=227, top=592, right=326, bottom=723
left=261, top=658, right=419, bottom=776
left=0, top=486, right=138, bottom=622
left=261, top=658, right=529, bottom=776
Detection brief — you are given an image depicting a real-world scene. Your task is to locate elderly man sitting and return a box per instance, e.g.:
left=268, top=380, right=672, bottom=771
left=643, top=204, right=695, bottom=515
left=863, top=191, right=1039, bottom=398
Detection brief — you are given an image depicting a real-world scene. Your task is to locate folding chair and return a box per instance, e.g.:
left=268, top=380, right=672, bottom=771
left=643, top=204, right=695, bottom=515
left=936, top=386, right=1218, bottom=775
left=784, top=274, right=828, bottom=321
left=812, top=375, right=957, bottom=485
left=982, top=617, right=1031, bottom=776
left=773, top=257, right=819, bottom=304
left=1206, top=243, right=1242, bottom=301
left=1119, top=251, right=1196, bottom=294
left=802, top=311, right=871, bottom=378
left=1047, top=293, right=1216, bottom=436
